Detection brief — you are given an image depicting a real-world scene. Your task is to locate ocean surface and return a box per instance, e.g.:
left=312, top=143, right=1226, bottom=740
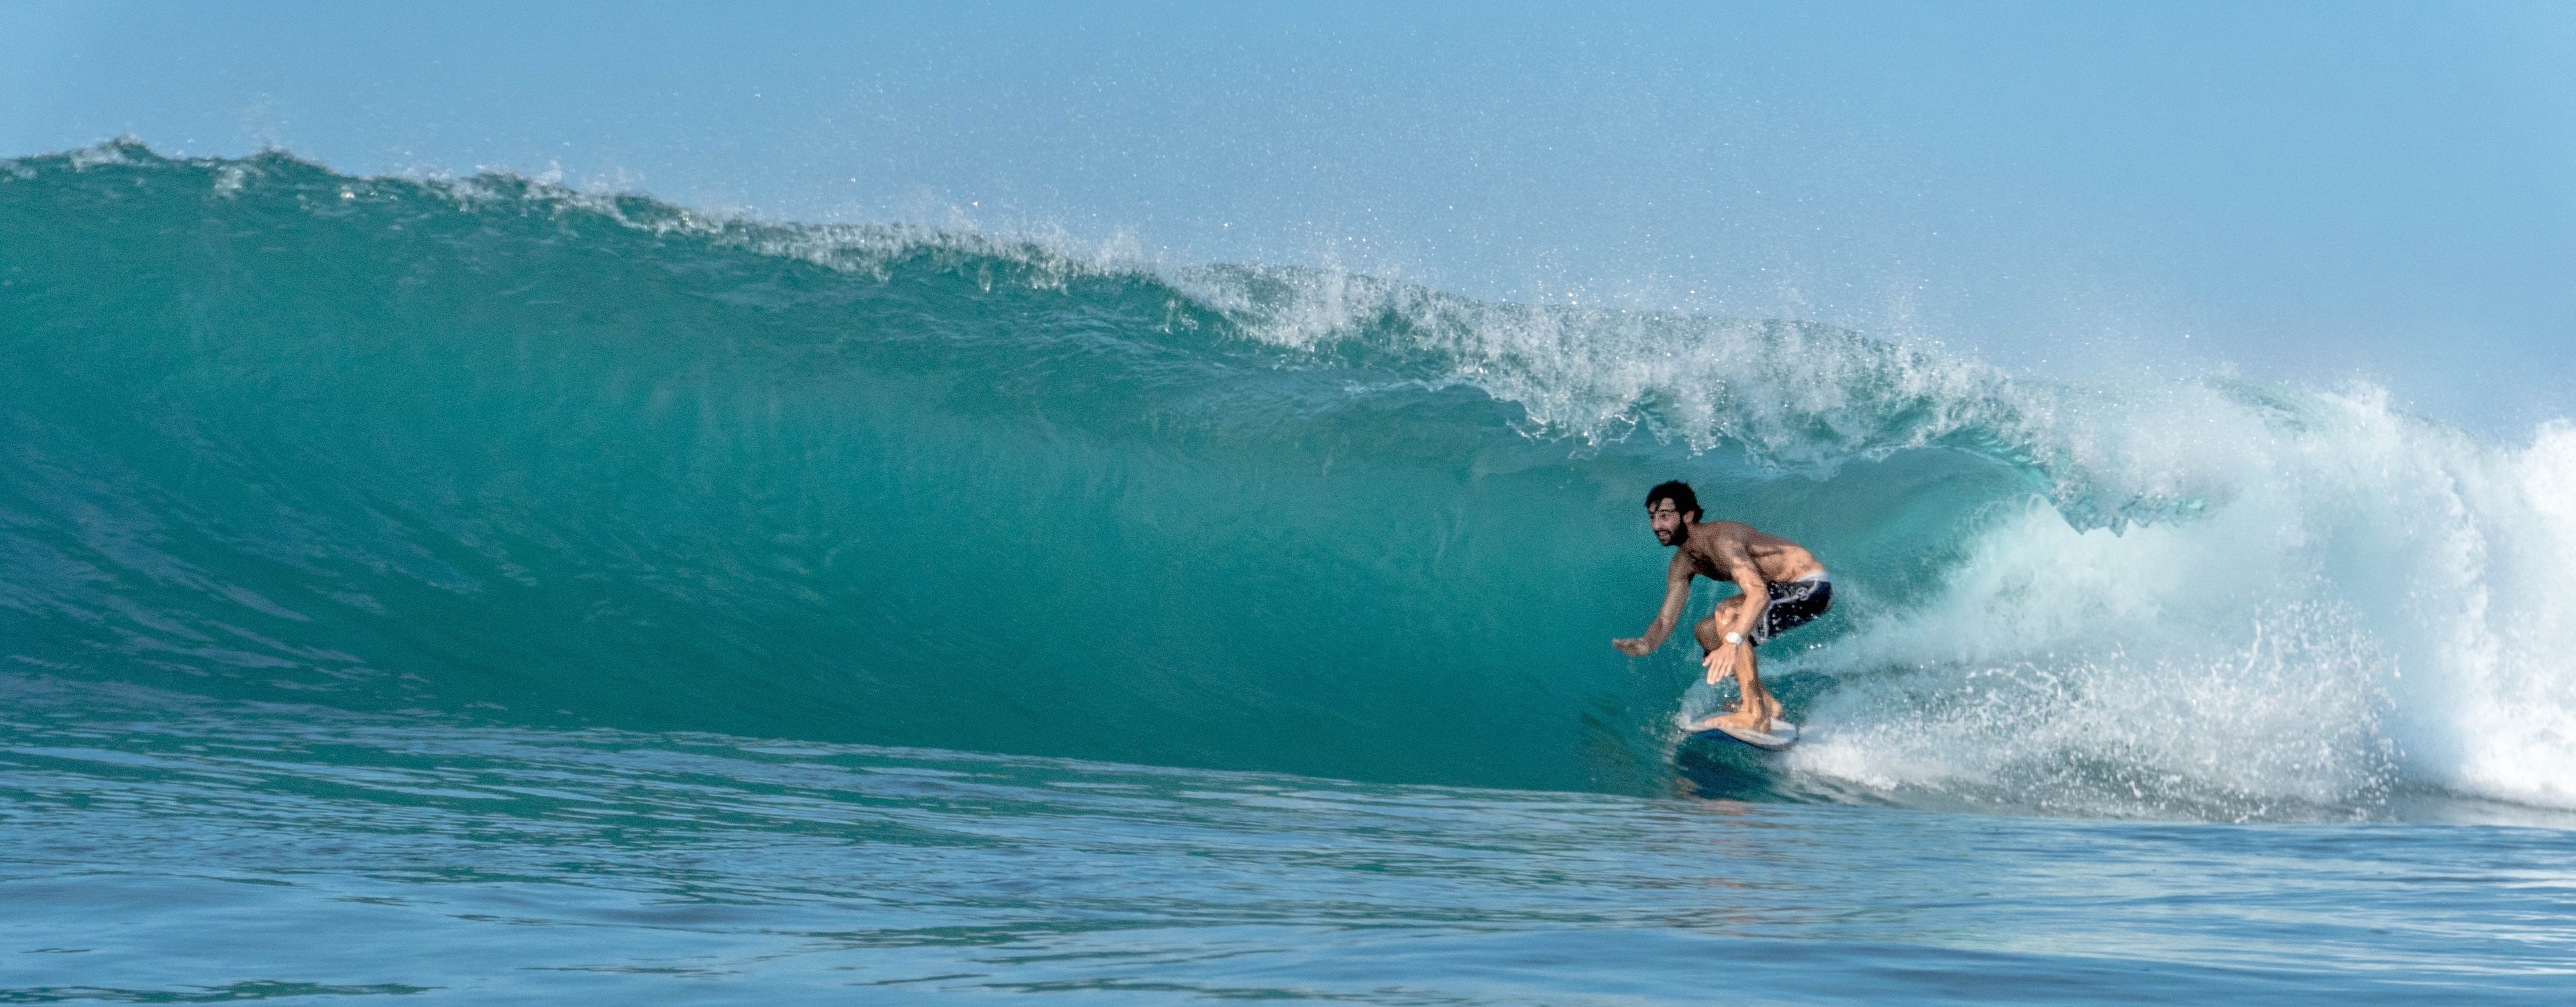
left=4, top=142, right=2574, bottom=1002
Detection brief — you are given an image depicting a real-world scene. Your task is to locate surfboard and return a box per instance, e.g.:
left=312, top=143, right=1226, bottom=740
left=1691, top=719, right=1801, bottom=751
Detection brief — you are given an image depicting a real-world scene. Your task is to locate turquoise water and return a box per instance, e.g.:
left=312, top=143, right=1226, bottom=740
left=7, top=694, right=2573, bottom=1004
left=6, top=144, right=2576, bottom=1001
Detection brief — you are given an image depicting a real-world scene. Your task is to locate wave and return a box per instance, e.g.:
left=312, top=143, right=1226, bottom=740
left=4, top=142, right=2572, bottom=820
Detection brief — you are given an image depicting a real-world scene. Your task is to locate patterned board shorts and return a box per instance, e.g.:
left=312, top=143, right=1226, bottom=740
left=1704, top=576, right=1834, bottom=659
left=1750, top=576, right=1833, bottom=645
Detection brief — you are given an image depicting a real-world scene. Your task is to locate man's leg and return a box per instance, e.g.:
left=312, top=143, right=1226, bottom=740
left=1731, top=645, right=1780, bottom=729
left=1688, top=598, right=1780, bottom=731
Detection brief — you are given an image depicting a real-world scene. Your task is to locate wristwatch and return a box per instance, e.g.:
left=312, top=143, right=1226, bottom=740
left=1723, top=631, right=1743, bottom=646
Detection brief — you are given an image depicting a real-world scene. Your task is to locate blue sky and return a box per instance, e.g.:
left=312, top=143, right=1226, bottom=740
left=7, top=2, right=2571, bottom=431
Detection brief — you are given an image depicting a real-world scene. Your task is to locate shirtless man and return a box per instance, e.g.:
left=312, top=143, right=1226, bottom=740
left=1611, top=481, right=1833, bottom=733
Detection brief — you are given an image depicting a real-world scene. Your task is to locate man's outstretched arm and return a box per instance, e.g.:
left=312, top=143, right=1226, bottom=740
left=1613, top=567, right=1695, bottom=656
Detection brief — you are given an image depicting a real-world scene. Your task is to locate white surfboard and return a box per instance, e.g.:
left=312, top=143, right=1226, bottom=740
left=1692, top=719, right=1801, bottom=751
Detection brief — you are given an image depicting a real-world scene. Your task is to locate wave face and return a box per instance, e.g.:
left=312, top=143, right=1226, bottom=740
left=5, top=143, right=2573, bottom=818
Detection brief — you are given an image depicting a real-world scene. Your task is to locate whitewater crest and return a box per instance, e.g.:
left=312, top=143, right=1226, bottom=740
left=5, top=142, right=2575, bottom=821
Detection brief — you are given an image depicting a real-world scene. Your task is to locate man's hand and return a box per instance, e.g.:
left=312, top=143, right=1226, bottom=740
left=1703, top=643, right=1739, bottom=686
left=1613, top=637, right=1653, bottom=657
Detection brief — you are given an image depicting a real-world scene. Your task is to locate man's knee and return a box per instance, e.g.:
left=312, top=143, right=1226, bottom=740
left=1691, top=600, right=1741, bottom=647
left=1690, top=616, right=1720, bottom=649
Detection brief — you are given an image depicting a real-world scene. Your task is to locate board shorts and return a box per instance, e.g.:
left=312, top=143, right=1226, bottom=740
left=1752, top=572, right=1833, bottom=645
left=1708, top=572, right=1833, bottom=656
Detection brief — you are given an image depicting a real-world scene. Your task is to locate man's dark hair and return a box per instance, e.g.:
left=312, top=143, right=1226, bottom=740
left=1646, top=480, right=1701, bottom=520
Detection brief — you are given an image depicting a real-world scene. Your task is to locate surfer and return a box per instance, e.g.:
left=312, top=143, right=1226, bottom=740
left=1612, top=481, right=1833, bottom=734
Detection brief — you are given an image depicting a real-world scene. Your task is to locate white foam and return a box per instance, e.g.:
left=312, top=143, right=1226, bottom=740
left=1166, top=263, right=2025, bottom=466
left=1791, top=388, right=2576, bottom=816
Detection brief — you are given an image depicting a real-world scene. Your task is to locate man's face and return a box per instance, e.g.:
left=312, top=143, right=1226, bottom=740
left=1648, top=500, right=1688, bottom=546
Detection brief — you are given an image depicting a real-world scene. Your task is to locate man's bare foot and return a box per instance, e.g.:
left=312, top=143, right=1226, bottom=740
left=1683, top=709, right=1765, bottom=733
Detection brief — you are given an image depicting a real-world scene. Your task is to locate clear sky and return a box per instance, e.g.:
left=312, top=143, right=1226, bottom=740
left=7, top=1, right=2571, bottom=432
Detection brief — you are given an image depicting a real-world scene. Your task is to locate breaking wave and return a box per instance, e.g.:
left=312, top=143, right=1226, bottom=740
left=5, top=142, right=2571, bottom=820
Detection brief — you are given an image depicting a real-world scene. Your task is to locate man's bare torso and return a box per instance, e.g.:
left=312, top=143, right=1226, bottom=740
left=1672, top=520, right=1826, bottom=586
